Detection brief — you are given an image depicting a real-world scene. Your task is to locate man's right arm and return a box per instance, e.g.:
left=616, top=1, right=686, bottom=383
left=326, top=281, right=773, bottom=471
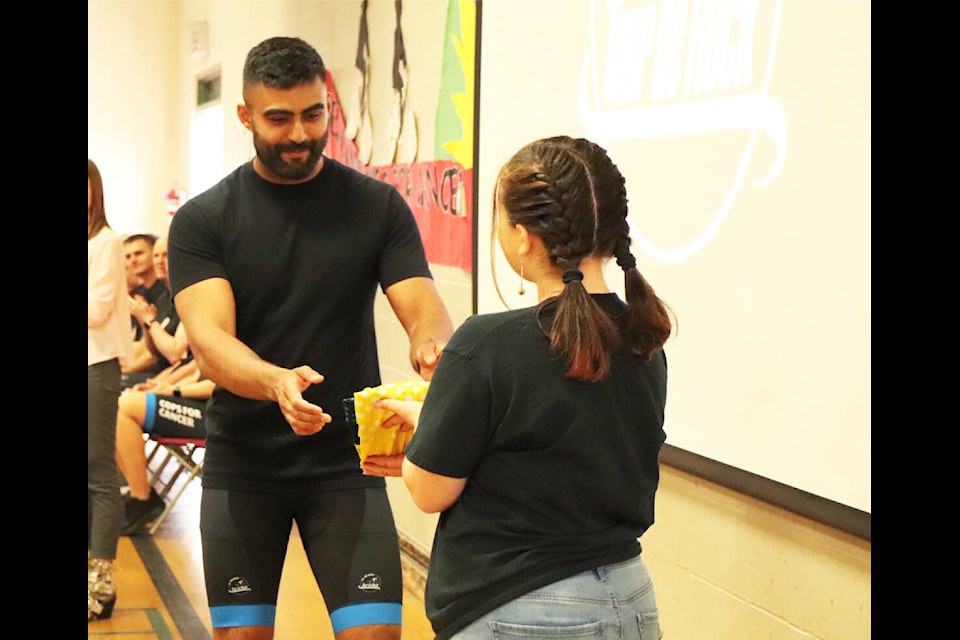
left=173, top=277, right=331, bottom=435
left=173, top=277, right=280, bottom=398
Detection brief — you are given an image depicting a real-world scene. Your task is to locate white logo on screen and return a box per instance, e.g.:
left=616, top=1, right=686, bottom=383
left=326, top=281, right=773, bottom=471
left=578, top=0, right=785, bottom=263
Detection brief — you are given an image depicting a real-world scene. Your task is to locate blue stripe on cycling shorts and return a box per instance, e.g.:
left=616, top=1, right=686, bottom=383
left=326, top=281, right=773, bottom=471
left=143, top=393, right=157, bottom=433
left=330, top=602, right=402, bottom=633
left=209, top=604, right=276, bottom=628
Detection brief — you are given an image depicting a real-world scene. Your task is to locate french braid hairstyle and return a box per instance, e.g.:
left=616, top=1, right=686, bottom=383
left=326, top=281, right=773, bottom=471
left=493, top=137, right=673, bottom=381
left=545, top=136, right=674, bottom=361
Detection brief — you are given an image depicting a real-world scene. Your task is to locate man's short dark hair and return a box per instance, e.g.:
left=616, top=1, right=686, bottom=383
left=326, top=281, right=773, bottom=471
left=124, top=233, right=158, bottom=247
left=243, top=36, right=327, bottom=90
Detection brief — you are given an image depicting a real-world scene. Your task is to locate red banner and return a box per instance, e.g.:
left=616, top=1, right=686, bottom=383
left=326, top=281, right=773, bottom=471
left=326, top=72, right=473, bottom=272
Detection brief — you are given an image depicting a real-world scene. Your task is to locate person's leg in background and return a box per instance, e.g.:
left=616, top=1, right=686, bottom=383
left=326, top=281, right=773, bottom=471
left=115, top=390, right=165, bottom=534
left=116, top=391, right=152, bottom=499
left=88, top=358, right=124, bottom=621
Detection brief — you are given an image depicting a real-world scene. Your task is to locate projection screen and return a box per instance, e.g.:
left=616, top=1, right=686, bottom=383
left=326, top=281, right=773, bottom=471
left=474, top=0, right=871, bottom=523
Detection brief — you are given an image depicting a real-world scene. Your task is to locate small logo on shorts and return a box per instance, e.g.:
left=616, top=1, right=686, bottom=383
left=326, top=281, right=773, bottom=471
left=228, top=576, right=252, bottom=595
left=357, top=573, right=382, bottom=592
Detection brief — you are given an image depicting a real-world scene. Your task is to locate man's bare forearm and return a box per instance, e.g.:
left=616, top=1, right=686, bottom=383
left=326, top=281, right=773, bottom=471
left=190, top=330, right=287, bottom=402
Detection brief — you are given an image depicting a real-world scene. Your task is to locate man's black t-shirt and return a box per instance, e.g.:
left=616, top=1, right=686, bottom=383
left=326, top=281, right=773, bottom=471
left=168, top=158, right=432, bottom=492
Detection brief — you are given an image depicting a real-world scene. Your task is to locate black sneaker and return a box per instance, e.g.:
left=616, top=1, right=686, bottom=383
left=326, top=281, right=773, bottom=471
left=120, top=489, right=165, bottom=536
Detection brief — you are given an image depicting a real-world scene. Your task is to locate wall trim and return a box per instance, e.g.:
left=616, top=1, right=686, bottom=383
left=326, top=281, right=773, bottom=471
left=398, top=532, right=429, bottom=601
left=660, top=444, right=871, bottom=541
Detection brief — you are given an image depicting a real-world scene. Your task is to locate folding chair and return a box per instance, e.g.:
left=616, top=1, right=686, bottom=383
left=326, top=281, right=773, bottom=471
left=144, top=435, right=205, bottom=535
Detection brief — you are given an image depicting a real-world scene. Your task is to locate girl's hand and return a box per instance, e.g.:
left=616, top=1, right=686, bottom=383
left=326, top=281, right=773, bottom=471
left=361, top=453, right=405, bottom=477
left=374, top=398, right=422, bottom=431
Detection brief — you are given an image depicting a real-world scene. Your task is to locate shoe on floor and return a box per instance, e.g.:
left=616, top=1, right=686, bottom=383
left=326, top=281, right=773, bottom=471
left=120, top=489, right=165, bottom=536
left=88, top=559, right=117, bottom=621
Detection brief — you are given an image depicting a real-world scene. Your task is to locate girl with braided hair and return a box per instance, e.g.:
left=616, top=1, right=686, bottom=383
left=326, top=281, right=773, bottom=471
left=363, top=136, right=674, bottom=639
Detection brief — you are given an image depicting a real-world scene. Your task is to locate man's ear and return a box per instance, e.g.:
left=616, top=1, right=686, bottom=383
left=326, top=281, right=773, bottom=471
left=237, top=102, right=253, bottom=131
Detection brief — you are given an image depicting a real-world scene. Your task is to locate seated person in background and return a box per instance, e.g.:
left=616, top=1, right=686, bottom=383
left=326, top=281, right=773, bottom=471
left=124, top=242, right=144, bottom=293
left=123, top=236, right=182, bottom=388
left=116, top=356, right=213, bottom=535
left=124, top=233, right=171, bottom=316
left=129, top=292, right=187, bottom=367
left=134, top=236, right=188, bottom=365
left=122, top=248, right=159, bottom=377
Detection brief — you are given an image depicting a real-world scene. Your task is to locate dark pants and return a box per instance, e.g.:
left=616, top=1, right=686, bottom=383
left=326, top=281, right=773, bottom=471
left=88, top=358, right=123, bottom=559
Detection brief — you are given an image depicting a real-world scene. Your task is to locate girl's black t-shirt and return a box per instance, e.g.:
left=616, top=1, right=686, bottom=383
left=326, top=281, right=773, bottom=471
left=404, top=294, right=668, bottom=639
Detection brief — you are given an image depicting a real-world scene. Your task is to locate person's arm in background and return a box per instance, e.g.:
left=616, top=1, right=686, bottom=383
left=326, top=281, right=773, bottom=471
left=88, top=237, right=123, bottom=328
left=130, top=295, right=189, bottom=365
left=384, top=276, right=454, bottom=381
left=122, top=317, right=159, bottom=374
left=143, top=377, right=216, bottom=400
left=134, top=359, right=202, bottom=392
left=160, top=358, right=202, bottom=387
left=174, top=277, right=331, bottom=436
left=131, top=358, right=192, bottom=390
left=122, top=295, right=159, bottom=373
left=144, top=317, right=189, bottom=365
left=123, top=341, right=159, bottom=373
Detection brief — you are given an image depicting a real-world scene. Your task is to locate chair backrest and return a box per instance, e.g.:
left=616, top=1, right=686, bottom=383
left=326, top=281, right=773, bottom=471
left=145, top=436, right=205, bottom=534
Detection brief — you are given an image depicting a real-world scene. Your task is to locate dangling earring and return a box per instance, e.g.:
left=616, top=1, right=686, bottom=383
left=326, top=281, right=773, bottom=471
left=518, top=255, right=526, bottom=296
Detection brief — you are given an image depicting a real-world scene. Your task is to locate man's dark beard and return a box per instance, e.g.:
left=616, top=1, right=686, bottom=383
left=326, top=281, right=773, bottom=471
left=253, top=128, right=329, bottom=181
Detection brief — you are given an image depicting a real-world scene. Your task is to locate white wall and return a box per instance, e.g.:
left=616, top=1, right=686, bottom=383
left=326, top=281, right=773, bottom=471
left=88, top=0, right=181, bottom=236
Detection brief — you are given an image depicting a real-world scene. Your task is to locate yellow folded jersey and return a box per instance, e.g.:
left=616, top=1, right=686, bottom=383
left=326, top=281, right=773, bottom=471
left=352, top=380, right=429, bottom=464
